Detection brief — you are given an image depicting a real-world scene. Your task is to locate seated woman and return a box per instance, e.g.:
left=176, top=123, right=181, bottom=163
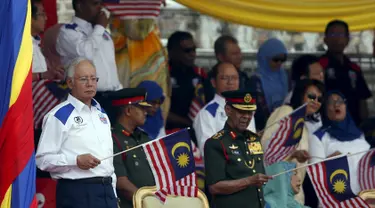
left=261, top=79, right=325, bottom=203
left=264, top=162, right=310, bottom=208
left=137, top=80, right=166, bottom=140
left=309, top=91, right=370, bottom=195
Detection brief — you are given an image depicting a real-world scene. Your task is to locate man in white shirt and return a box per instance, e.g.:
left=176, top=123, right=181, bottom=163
left=31, top=0, right=64, bottom=81
left=56, top=0, right=122, bottom=116
left=36, top=57, right=117, bottom=208
left=193, top=62, right=256, bottom=155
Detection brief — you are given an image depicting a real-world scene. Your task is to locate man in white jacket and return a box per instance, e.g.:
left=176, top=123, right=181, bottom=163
left=193, top=62, right=256, bottom=155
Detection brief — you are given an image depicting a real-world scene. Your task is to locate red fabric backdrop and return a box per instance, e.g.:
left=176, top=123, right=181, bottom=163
left=43, top=0, right=58, bottom=30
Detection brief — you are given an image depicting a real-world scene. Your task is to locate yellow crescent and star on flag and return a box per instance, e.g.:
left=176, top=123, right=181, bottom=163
left=329, top=169, right=349, bottom=194
left=171, top=142, right=191, bottom=168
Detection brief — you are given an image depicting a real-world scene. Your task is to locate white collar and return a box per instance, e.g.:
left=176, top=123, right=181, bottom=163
left=72, top=16, right=93, bottom=33
left=67, top=94, right=100, bottom=113
left=213, top=93, right=226, bottom=107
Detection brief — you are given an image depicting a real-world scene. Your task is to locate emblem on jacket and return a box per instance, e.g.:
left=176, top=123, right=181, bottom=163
left=74, top=116, right=83, bottom=124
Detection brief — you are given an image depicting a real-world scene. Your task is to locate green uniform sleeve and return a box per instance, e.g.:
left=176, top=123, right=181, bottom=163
left=113, top=140, right=128, bottom=177
left=204, top=139, right=227, bottom=185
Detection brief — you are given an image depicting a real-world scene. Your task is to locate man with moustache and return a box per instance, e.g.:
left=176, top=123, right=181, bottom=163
left=204, top=90, right=272, bottom=208
left=193, top=62, right=256, bottom=155
left=56, top=0, right=122, bottom=115
left=109, top=88, right=155, bottom=208
left=36, top=57, right=117, bottom=208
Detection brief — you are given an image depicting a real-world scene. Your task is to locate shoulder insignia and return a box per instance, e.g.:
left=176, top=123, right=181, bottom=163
left=319, top=56, right=329, bottom=69
left=122, top=129, right=131, bottom=137
left=212, top=130, right=225, bottom=140
left=65, top=23, right=78, bottom=30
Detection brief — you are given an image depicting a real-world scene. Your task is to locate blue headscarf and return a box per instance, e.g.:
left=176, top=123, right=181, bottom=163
left=257, top=38, right=288, bottom=111
left=137, top=81, right=165, bottom=140
left=323, top=91, right=362, bottom=142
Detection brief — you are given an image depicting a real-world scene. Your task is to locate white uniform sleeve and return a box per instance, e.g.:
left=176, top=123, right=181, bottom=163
left=308, top=133, right=326, bottom=163
left=56, top=25, right=106, bottom=61
left=32, top=42, right=47, bottom=73
left=193, top=110, right=217, bottom=156
left=36, top=113, right=76, bottom=173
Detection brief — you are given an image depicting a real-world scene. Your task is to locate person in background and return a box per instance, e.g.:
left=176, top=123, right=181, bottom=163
left=204, top=35, right=251, bottom=103
left=36, top=57, right=117, bottom=208
left=309, top=91, right=370, bottom=194
left=264, top=162, right=310, bottom=208
left=261, top=79, right=325, bottom=204
left=110, top=88, right=155, bottom=208
left=193, top=62, right=256, bottom=155
left=204, top=90, right=272, bottom=208
left=319, top=19, right=372, bottom=126
left=166, top=31, right=206, bottom=129
left=249, top=38, right=288, bottom=131
left=137, top=80, right=166, bottom=140
left=56, top=0, right=122, bottom=117
left=31, top=0, right=64, bottom=81
left=284, top=55, right=324, bottom=104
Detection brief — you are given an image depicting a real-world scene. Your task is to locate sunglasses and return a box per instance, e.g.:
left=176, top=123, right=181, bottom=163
left=272, top=57, right=287, bottom=63
left=307, top=93, right=323, bottom=103
left=182, top=47, right=196, bottom=54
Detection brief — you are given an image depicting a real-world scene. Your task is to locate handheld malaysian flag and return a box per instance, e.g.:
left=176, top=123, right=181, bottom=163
left=264, top=105, right=307, bottom=165
left=143, top=129, right=198, bottom=202
left=358, top=149, right=375, bottom=191
left=307, top=156, right=369, bottom=208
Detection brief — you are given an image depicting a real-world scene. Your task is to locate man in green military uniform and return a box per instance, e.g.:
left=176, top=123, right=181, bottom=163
left=204, top=90, right=272, bottom=208
left=109, top=88, right=156, bottom=208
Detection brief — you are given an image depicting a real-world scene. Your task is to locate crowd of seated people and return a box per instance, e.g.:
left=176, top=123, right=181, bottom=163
left=31, top=0, right=375, bottom=207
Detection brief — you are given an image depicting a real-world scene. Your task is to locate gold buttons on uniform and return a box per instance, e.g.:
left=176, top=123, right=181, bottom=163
left=249, top=160, right=252, bottom=165
left=133, top=154, right=137, bottom=158
left=253, top=170, right=256, bottom=173
left=237, top=158, right=242, bottom=162
left=258, top=189, right=261, bottom=192
left=246, top=151, right=249, bottom=155
left=258, top=157, right=261, bottom=161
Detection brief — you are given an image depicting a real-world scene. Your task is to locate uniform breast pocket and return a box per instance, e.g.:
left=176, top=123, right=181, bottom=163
left=226, top=155, right=251, bottom=179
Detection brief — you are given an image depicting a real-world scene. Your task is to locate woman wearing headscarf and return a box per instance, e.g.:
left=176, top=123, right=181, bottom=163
left=309, top=91, right=370, bottom=195
left=261, top=79, right=325, bottom=204
left=249, top=38, right=289, bottom=131
left=264, top=162, right=310, bottom=208
left=137, top=80, right=166, bottom=140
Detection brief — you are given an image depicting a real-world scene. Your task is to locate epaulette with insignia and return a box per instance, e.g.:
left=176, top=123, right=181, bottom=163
left=65, top=23, right=78, bottom=30
left=212, top=130, right=225, bottom=139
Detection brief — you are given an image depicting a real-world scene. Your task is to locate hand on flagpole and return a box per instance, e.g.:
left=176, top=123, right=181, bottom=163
left=327, top=151, right=342, bottom=158
left=77, top=154, right=101, bottom=170
left=247, top=174, right=273, bottom=187
left=290, top=150, right=310, bottom=163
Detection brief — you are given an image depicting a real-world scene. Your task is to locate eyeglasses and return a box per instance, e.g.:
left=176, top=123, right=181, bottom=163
left=326, top=33, right=349, bottom=38
left=219, top=75, right=239, bottom=82
left=182, top=47, right=196, bottom=54
left=76, top=76, right=99, bottom=84
left=307, top=93, right=323, bottom=103
left=272, top=57, right=287, bottom=63
left=327, top=99, right=346, bottom=106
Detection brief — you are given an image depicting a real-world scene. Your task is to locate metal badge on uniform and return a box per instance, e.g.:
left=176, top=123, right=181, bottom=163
left=250, top=136, right=257, bottom=142
left=99, top=113, right=108, bottom=124
left=248, top=142, right=263, bottom=155
left=103, top=32, right=110, bottom=41
left=74, top=116, right=83, bottom=124
left=229, top=144, right=240, bottom=155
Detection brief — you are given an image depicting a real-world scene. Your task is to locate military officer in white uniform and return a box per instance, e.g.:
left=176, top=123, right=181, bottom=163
left=56, top=0, right=122, bottom=93
left=193, top=62, right=256, bottom=155
left=36, top=57, right=117, bottom=208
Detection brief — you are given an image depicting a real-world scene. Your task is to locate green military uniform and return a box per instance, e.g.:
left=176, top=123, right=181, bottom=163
left=108, top=88, right=155, bottom=208
left=112, top=124, right=155, bottom=208
left=204, top=90, right=266, bottom=208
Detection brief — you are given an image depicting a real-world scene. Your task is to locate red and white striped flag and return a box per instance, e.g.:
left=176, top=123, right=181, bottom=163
left=32, top=80, right=60, bottom=129
left=307, top=156, right=370, bottom=208
left=264, top=105, right=306, bottom=165
left=103, top=0, right=162, bottom=20
left=358, top=149, right=375, bottom=191
left=143, top=129, right=198, bottom=202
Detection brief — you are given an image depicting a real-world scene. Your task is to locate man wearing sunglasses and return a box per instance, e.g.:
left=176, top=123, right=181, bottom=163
left=166, top=31, right=207, bottom=130
left=320, top=19, right=372, bottom=126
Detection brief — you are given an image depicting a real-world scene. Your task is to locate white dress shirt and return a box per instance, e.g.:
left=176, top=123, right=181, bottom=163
left=309, top=130, right=370, bottom=194
left=36, top=94, right=116, bottom=190
left=56, top=17, right=122, bottom=91
left=193, top=94, right=256, bottom=155
left=32, top=35, right=47, bottom=73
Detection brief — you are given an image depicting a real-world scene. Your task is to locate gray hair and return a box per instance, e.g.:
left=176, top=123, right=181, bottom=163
left=65, top=57, right=95, bottom=79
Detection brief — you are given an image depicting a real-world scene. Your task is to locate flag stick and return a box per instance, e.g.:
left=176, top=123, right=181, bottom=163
left=257, top=103, right=308, bottom=136
left=100, top=128, right=190, bottom=161
left=271, top=148, right=375, bottom=178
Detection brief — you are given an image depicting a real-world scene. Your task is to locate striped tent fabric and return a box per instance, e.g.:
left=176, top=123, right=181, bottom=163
left=0, top=0, right=37, bottom=207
